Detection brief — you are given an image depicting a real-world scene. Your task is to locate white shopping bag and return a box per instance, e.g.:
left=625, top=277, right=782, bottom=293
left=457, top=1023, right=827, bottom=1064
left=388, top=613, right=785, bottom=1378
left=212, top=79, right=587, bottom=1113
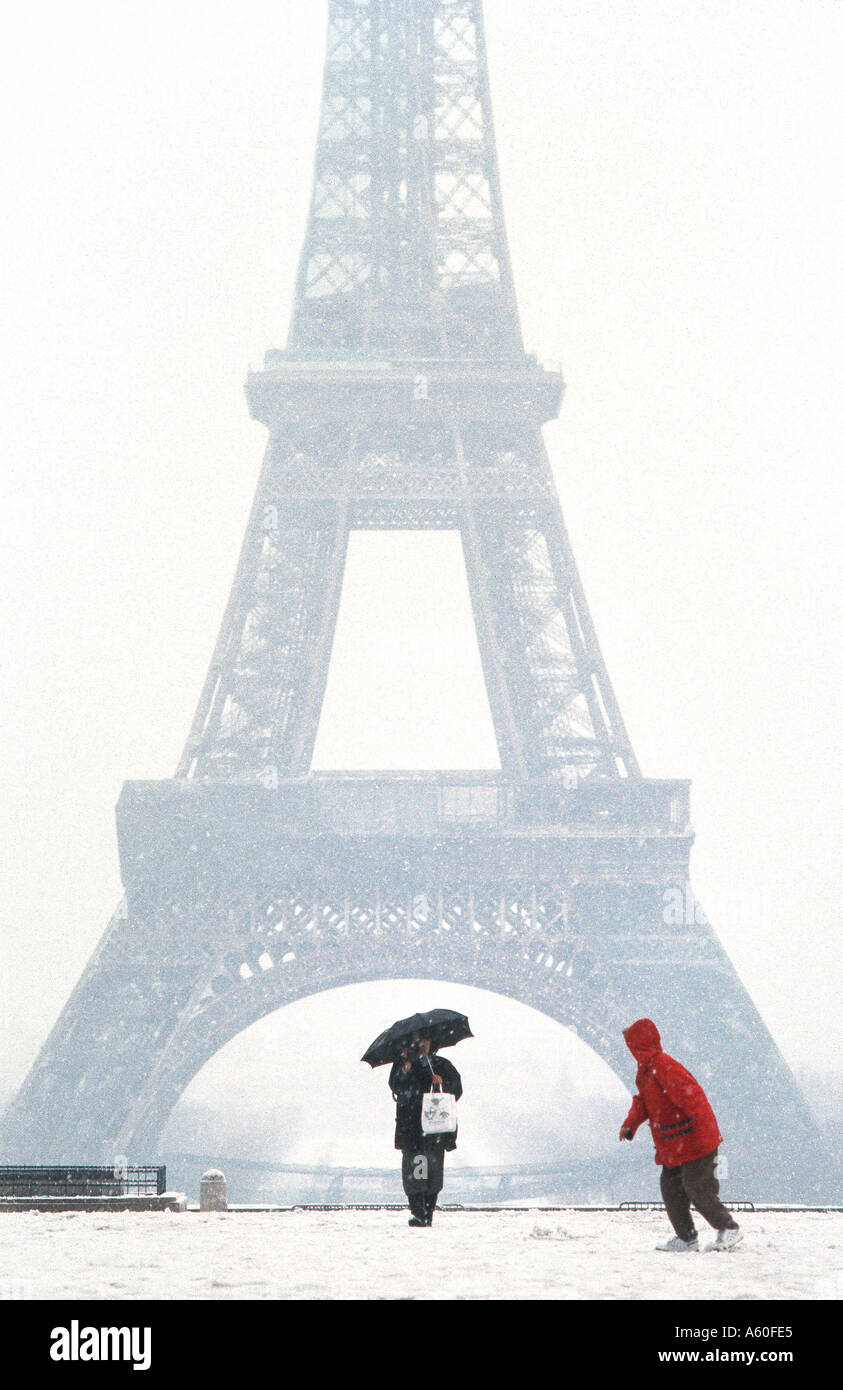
left=421, top=1085, right=458, bottom=1135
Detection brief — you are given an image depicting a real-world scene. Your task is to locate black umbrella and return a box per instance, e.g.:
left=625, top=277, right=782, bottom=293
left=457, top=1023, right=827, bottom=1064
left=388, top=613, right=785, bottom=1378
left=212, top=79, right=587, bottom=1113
left=361, top=1008, right=473, bottom=1068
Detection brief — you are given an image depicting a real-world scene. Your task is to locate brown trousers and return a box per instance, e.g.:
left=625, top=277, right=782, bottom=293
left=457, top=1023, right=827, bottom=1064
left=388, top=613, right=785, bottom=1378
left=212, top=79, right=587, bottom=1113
left=660, top=1148, right=739, bottom=1241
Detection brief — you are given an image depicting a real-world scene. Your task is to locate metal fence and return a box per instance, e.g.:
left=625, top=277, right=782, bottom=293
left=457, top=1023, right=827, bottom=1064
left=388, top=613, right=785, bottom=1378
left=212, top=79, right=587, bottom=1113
left=0, top=1166, right=166, bottom=1198
left=619, top=1200, right=756, bottom=1212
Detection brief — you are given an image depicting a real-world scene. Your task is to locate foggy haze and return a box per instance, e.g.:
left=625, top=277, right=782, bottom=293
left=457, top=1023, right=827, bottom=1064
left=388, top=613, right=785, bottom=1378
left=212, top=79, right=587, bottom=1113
left=1, top=1, right=841, bottom=1176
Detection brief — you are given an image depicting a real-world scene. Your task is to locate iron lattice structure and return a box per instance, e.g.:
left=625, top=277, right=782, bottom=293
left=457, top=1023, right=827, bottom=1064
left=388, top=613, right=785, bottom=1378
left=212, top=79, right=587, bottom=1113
left=1, top=0, right=834, bottom=1200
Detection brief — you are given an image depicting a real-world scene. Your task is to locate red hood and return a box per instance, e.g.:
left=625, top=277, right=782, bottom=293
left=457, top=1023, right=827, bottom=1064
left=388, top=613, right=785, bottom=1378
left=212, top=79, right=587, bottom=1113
left=624, top=1018, right=662, bottom=1063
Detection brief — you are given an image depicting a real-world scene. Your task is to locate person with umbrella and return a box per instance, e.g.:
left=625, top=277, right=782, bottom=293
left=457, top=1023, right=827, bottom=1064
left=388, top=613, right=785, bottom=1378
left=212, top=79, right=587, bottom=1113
left=362, top=1009, right=470, bottom=1228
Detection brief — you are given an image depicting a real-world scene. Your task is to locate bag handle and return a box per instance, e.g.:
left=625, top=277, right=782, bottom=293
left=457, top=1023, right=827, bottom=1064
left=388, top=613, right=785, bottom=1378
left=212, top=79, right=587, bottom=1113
left=425, top=1053, right=444, bottom=1093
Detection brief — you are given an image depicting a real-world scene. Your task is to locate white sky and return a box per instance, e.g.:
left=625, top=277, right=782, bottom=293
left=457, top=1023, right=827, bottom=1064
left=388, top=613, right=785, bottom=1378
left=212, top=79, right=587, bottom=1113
left=1, top=2, right=841, bottom=1158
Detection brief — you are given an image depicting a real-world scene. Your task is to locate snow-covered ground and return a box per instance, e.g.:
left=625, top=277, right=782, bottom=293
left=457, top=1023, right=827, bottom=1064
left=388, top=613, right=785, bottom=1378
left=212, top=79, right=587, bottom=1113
left=1, top=1207, right=840, bottom=1301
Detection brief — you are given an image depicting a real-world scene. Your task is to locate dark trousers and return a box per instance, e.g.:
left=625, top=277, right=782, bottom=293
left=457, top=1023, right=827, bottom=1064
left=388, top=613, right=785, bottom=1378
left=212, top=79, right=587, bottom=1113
left=401, top=1143, right=445, bottom=1221
left=660, top=1148, right=739, bottom=1240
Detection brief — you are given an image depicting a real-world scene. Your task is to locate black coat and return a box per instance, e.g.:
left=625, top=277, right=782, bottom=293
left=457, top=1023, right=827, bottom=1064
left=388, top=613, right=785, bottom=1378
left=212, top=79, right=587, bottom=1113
left=388, top=1052, right=463, bottom=1152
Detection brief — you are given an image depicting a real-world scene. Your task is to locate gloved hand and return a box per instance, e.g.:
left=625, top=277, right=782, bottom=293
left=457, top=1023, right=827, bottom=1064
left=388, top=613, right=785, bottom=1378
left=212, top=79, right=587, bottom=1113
left=618, top=1126, right=634, bottom=1141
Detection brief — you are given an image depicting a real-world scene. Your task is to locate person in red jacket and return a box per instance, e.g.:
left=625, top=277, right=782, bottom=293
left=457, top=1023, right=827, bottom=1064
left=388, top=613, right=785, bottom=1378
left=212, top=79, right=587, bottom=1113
left=619, top=1018, right=743, bottom=1251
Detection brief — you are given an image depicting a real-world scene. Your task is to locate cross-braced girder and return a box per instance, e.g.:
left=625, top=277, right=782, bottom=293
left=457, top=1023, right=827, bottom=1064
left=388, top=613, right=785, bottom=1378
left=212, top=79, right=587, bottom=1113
left=292, top=0, right=520, bottom=359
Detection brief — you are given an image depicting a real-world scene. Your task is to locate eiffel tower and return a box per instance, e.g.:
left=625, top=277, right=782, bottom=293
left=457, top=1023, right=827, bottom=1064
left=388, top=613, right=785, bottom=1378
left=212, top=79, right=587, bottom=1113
left=2, top=0, right=834, bottom=1200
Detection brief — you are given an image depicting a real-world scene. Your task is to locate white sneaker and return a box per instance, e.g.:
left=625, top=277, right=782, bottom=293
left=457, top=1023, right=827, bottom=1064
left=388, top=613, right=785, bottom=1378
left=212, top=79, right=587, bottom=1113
left=713, top=1227, right=743, bottom=1251
left=656, top=1234, right=700, bottom=1252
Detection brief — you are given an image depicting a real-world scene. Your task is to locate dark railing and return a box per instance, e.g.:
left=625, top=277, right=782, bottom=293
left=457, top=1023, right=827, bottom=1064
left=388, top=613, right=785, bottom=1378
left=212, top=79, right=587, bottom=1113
left=0, top=1166, right=166, bottom=1198
left=619, top=1200, right=756, bottom=1212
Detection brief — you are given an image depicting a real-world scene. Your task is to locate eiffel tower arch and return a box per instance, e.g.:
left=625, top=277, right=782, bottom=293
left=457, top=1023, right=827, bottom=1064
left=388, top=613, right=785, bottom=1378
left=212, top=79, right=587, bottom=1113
left=1, top=0, right=834, bottom=1200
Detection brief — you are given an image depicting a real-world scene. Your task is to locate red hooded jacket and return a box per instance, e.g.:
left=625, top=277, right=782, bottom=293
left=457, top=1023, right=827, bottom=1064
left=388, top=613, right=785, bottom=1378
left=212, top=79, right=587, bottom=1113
left=622, top=1019, right=722, bottom=1167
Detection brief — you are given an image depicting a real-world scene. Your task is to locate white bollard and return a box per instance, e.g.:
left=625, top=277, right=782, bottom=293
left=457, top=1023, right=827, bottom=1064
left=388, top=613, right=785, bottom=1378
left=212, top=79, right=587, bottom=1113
left=199, top=1169, right=228, bottom=1211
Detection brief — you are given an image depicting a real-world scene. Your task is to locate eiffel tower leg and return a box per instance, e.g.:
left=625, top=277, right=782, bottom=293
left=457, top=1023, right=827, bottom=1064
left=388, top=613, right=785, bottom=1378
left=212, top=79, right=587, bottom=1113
left=576, top=877, right=835, bottom=1202
left=177, top=429, right=353, bottom=783
left=0, top=899, right=212, bottom=1162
